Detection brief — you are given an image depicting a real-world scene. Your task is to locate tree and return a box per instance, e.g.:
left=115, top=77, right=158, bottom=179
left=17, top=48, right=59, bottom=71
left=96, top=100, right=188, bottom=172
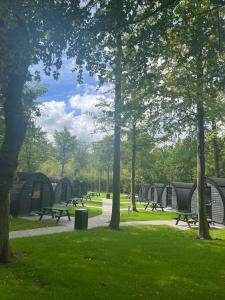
left=149, top=1, right=225, bottom=239
left=0, top=0, right=87, bottom=263
left=54, top=128, right=76, bottom=177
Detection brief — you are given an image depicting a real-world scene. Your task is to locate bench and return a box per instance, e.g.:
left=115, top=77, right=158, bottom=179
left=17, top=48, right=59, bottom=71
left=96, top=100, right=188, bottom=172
left=86, top=192, right=99, bottom=200
left=37, top=207, right=71, bottom=223
left=66, top=197, right=85, bottom=207
left=144, top=201, right=164, bottom=211
left=175, top=212, right=212, bottom=228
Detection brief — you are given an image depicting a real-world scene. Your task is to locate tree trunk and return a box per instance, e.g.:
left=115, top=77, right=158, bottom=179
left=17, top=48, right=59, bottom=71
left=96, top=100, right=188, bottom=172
left=196, top=101, right=211, bottom=239
left=98, top=169, right=101, bottom=195
left=110, top=33, right=122, bottom=230
left=212, top=120, right=220, bottom=177
left=0, top=71, right=27, bottom=263
left=61, top=162, right=65, bottom=177
left=106, top=165, right=110, bottom=193
left=131, top=123, right=138, bottom=212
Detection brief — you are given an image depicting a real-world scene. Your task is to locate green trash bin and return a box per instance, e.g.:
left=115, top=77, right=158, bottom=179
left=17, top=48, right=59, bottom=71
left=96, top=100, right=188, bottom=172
left=75, top=209, right=88, bottom=230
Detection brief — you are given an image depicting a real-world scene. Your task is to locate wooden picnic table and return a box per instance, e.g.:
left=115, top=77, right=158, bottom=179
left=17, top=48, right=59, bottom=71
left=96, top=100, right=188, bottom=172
left=175, top=211, right=212, bottom=228
left=87, top=192, right=99, bottom=199
left=37, top=207, right=71, bottom=223
left=66, top=197, right=85, bottom=207
left=144, top=201, right=164, bottom=211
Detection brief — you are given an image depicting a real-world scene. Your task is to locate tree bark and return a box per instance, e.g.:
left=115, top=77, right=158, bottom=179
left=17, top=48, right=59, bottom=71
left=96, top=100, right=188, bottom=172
left=98, top=169, right=101, bottom=195
left=61, top=161, right=65, bottom=177
left=131, top=123, right=138, bottom=212
left=212, top=120, right=220, bottom=177
left=110, top=33, right=122, bottom=230
left=196, top=101, right=211, bottom=239
left=0, top=71, right=27, bottom=262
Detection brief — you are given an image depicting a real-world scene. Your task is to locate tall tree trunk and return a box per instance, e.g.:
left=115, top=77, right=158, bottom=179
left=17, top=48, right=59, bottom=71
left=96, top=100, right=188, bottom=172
left=196, top=101, right=211, bottom=239
left=106, top=165, right=110, bottom=193
left=61, top=162, right=65, bottom=177
left=212, top=120, right=220, bottom=177
left=0, top=71, right=27, bottom=263
left=110, top=33, right=122, bottom=230
left=131, top=123, right=138, bottom=212
left=98, top=169, right=101, bottom=195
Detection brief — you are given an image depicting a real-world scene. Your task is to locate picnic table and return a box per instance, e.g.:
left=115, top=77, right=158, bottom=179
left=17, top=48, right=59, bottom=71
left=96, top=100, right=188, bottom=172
left=175, top=211, right=212, bottom=228
left=37, top=207, right=71, bottom=223
left=87, top=192, right=99, bottom=199
left=144, top=201, right=164, bottom=211
left=66, top=197, right=86, bottom=207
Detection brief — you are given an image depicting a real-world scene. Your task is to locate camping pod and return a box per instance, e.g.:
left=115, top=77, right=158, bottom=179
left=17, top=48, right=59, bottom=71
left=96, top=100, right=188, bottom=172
left=50, top=177, right=73, bottom=203
left=138, top=184, right=151, bottom=202
left=161, top=184, right=173, bottom=208
left=72, top=180, right=88, bottom=197
left=148, top=183, right=166, bottom=204
left=80, top=180, right=88, bottom=196
left=162, top=182, right=194, bottom=211
left=190, top=177, right=225, bottom=224
left=10, top=172, right=54, bottom=216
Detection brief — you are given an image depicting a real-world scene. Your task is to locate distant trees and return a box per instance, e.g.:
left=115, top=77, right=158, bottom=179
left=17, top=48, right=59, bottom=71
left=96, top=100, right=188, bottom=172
left=54, top=128, right=77, bottom=177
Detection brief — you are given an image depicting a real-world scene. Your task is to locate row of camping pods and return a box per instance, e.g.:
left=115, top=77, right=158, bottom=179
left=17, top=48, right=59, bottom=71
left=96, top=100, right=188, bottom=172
left=10, top=172, right=88, bottom=216
left=139, top=178, right=225, bottom=225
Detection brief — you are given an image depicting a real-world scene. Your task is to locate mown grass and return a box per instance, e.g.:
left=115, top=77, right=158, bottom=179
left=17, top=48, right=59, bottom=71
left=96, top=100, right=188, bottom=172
left=53, top=205, right=102, bottom=218
left=120, top=201, right=144, bottom=209
left=120, top=210, right=177, bottom=221
left=1, top=226, right=225, bottom=299
left=10, top=218, right=59, bottom=232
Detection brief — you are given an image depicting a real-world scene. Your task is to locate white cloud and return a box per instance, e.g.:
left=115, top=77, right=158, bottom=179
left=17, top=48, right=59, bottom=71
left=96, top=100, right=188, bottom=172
left=37, top=90, right=113, bottom=143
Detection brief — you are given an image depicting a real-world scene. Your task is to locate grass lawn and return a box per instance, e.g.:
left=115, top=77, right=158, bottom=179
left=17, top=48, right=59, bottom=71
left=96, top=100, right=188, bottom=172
left=10, top=218, right=59, bottom=232
left=53, top=205, right=102, bottom=218
left=85, top=200, right=103, bottom=207
left=120, top=201, right=144, bottom=209
left=120, top=210, right=178, bottom=221
left=1, top=226, right=225, bottom=299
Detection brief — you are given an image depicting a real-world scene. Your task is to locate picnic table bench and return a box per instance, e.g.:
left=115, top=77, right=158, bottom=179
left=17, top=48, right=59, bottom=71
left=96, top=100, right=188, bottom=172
left=37, top=207, right=71, bottom=223
left=144, top=201, right=164, bottom=211
left=66, top=197, right=86, bottom=207
left=176, top=211, right=212, bottom=228
left=87, top=192, right=99, bottom=199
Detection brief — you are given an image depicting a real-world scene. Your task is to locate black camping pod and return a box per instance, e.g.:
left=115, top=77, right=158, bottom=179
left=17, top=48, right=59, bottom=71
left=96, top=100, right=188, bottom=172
left=10, top=172, right=54, bottom=216
left=190, top=177, right=225, bottom=224
left=50, top=177, right=73, bottom=203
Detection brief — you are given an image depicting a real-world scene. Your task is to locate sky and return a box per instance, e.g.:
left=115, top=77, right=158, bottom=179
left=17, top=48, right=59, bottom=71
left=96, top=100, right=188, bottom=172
left=33, top=56, right=112, bottom=142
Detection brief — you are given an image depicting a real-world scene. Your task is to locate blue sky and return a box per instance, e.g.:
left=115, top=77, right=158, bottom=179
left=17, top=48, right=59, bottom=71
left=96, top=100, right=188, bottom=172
left=32, top=57, right=113, bottom=142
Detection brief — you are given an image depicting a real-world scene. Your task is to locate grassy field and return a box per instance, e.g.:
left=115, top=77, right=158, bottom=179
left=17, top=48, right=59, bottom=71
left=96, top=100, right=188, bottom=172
left=1, top=226, right=225, bottom=299
left=120, top=210, right=177, bottom=221
left=54, top=205, right=102, bottom=218
left=10, top=218, right=59, bottom=232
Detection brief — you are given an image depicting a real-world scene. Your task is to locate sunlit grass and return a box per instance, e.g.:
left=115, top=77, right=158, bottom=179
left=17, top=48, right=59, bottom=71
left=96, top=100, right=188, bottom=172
left=10, top=218, right=59, bottom=232
left=1, top=226, right=225, bottom=299
left=120, top=210, right=178, bottom=221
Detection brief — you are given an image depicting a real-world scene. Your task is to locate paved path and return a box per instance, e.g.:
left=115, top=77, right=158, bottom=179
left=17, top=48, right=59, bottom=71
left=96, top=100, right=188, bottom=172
left=10, top=199, right=210, bottom=239
left=9, top=199, right=112, bottom=239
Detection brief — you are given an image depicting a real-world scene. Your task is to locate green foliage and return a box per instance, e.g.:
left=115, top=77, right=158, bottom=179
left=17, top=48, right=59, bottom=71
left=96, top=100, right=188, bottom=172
left=54, top=128, right=77, bottom=176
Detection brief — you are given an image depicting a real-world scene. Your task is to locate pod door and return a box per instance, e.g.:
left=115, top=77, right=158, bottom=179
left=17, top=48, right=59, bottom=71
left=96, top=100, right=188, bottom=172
left=151, top=188, right=154, bottom=202
left=31, top=181, right=43, bottom=211
left=205, top=186, right=212, bottom=219
left=61, top=183, right=68, bottom=202
left=166, top=187, right=172, bottom=207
